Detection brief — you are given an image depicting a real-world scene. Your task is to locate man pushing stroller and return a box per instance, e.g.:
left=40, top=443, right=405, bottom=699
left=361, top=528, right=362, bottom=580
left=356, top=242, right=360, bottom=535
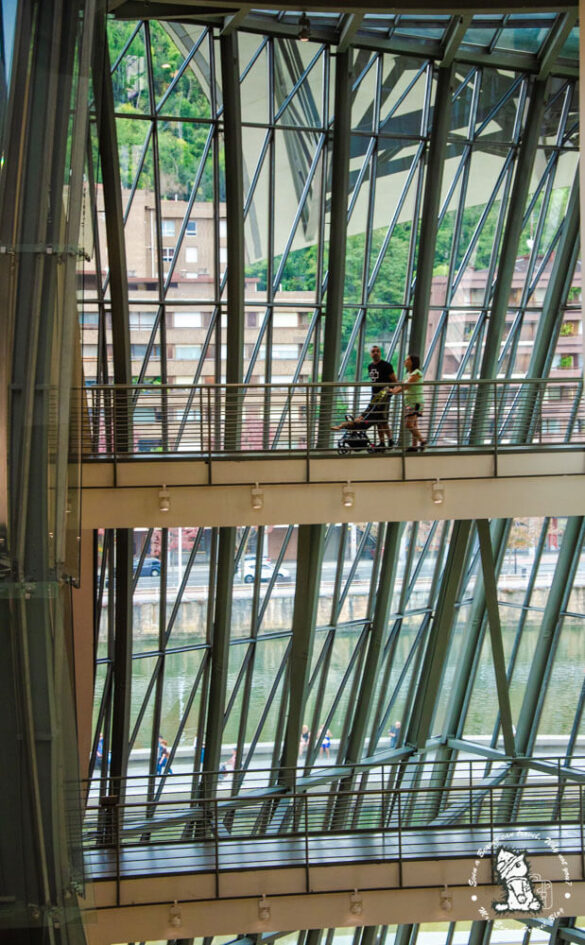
left=331, top=345, right=397, bottom=452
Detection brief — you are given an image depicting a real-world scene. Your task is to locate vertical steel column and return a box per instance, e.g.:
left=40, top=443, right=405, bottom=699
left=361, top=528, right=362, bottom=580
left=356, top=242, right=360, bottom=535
left=333, top=522, right=402, bottom=823
left=407, top=519, right=471, bottom=749
left=526, top=173, right=580, bottom=381
left=220, top=31, right=244, bottom=448
left=344, top=523, right=402, bottom=765
left=91, top=6, right=131, bottom=393
left=318, top=48, right=352, bottom=444
left=514, top=516, right=585, bottom=755
left=93, top=6, right=134, bottom=800
left=477, top=520, right=516, bottom=756
left=409, top=65, right=454, bottom=359
left=109, top=528, right=133, bottom=795
left=203, top=526, right=236, bottom=791
left=280, top=523, right=325, bottom=785
left=442, top=520, right=510, bottom=743
left=471, top=79, right=547, bottom=439
left=0, top=0, right=92, bottom=938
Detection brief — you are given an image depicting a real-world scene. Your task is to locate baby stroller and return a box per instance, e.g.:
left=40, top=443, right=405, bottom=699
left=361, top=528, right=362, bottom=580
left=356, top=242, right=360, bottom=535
left=336, top=415, right=380, bottom=455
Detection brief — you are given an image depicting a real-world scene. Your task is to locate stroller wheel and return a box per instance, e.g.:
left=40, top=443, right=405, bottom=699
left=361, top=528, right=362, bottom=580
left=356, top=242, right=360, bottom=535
left=337, top=442, right=351, bottom=455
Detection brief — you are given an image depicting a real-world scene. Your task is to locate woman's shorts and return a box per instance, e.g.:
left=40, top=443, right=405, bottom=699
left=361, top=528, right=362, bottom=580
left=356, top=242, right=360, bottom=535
left=405, top=403, right=423, bottom=418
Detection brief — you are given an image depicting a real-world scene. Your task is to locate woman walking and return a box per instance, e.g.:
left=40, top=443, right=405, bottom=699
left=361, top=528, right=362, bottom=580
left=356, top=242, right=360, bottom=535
left=393, top=354, right=426, bottom=452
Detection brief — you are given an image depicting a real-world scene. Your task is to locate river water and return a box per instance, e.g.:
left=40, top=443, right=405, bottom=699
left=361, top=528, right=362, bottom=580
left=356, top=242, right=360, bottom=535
left=95, top=617, right=585, bottom=752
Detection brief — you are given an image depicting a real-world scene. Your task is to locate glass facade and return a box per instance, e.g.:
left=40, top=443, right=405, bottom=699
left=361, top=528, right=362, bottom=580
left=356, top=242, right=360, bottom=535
left=0, top=3, right=583, bottom=943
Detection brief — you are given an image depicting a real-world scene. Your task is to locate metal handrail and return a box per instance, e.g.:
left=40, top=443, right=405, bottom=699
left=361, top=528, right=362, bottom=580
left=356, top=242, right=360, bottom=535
left=80, top=377, right=585, bottom=459
left=81, top=759, right=585, bottom=871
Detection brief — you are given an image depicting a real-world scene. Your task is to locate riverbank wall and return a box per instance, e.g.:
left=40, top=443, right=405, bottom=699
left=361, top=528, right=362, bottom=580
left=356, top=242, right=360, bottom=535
left=114, top=582, right=585, bottom=637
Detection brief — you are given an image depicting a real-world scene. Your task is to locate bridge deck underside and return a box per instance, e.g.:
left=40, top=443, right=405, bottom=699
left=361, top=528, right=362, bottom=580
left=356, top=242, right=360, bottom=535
left=83, top=826, right=585, bottom=943
left=81, top=449, right=585, bottom=527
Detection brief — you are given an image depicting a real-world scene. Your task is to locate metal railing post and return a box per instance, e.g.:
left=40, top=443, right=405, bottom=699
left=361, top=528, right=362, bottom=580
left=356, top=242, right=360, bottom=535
left=397, top=788, right=403, bottom=888
left=214, top=796, right=220, bottom=899
left=288, top=384, right=292, bottom=450
left=493, top=379, right=499, bottom=477
left=489, top=784, right=494, bottom=855
left=207, top=385, right=212, bottom=484
left=304, top=793, right=310, bottom=892
left=115, top=793, right=121, bottom=907
left=305, top=384, right=311, bottom=482
left=579, top=784, right=585, bottom=880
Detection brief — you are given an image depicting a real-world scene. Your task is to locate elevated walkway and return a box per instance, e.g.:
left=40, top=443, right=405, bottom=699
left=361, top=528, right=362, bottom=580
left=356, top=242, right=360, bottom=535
left=79, top=378, right=585, bottom=527
left=83, top=832, right=585, bottom=944
left=80, top=755, right=585, bottom=943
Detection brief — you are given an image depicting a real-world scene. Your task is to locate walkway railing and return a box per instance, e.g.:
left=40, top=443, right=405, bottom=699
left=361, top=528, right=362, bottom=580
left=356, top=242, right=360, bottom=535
left=79, top=377, right=585, bottom=459
left=81, top=757, right=585, bottom=887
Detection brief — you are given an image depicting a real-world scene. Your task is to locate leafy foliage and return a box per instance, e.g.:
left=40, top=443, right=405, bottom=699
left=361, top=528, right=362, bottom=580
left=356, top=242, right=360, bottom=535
left=107, top=19, right=219, bottom=199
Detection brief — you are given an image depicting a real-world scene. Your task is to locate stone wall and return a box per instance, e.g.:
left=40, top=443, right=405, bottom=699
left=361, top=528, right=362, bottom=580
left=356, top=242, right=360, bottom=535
left=115, top=582, right=585, bottom=637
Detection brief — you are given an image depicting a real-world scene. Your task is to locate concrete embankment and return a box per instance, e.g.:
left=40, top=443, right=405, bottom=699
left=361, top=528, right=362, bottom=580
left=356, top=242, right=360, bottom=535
left=116, top=583, right=585, bottom=637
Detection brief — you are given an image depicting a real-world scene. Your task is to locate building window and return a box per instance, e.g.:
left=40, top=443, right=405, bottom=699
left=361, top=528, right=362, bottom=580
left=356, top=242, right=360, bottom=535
left=219, top=247, right=227, bottom=264
left=174, top=312, right=202, bottom=328
left=131, top=344, right=161, bottom=358
left=274, top=313, right=298, bottom=328
left=82, top=344, right=98, bottom=358
left=187, top=220, right=197, bottom=236
left=273, top=344, right=299, bottom=359
left=80, top=312, right=99, bottom=327
left=129, top=311, right=157, bottom=329
left=246, top=311, right=257, bottom=328
left=544, top=385, right=565, bottom=402
left=543, top=418, right=561, bottom=434
left=161, top=219, right=175, bottom=237
left=185, top=247, right=199, bottom=263
left=162, top=247, right=175, bottom=262
left=175, top=345, right=202, bottom=360
left=219, top=220, right=227, bottom=238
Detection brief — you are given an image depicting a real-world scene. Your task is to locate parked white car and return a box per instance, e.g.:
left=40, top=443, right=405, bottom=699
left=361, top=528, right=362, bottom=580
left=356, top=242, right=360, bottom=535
left=242, top=557, right=290, bottom=583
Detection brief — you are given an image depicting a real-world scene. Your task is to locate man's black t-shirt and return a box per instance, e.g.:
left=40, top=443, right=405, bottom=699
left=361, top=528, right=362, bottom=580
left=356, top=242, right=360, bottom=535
left=368, top=359, right=395, bottom=394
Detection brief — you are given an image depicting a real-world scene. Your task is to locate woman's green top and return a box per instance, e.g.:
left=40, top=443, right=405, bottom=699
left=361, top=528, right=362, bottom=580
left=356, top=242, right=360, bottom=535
left=405, top=369, right=424, bottom=405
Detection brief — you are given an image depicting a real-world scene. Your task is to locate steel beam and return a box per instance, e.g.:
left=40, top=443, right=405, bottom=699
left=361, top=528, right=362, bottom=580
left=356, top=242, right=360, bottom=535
left=537, top=11, right=577, bottom=78
left=109, top=528, right=134, bottom=795
left=203, top=526, right=237, bottom=790
left=528, top=172, right=580, bottom=380
left=513, top=174, right=580, bottom=442
left=0, top=1, right=92, bottom=939
left=514, top=516, right=585, bottom=755
left=406, top=519, right=471, bottom=749
left=220, top=31, right=245, bottom=448
left=91, top=9, right=131, bottom=390
left=409, top=65, right=453, bottom=359
left=476, top=520, right=515, bottom=756
left=473, top=78, right=546, bottom=386
left=280, top=523, right=325, bottom=784
left=332, top=523, right=401, bottom=825
left=443, top=520, right=509, bottom=742
left=318, top=47, right=351, bottom=444
left=440, top=14, right=472, bottom=67
left=343, top=523, right=402, bottom=767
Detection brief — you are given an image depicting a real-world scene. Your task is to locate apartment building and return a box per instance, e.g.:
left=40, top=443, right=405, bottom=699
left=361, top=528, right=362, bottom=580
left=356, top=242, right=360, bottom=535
left=81, top=189, right=314, bottom=385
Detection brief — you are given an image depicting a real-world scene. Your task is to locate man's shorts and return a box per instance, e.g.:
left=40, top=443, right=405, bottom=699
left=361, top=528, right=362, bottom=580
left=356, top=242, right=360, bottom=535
left=366, top=399, right=389, bottom=425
